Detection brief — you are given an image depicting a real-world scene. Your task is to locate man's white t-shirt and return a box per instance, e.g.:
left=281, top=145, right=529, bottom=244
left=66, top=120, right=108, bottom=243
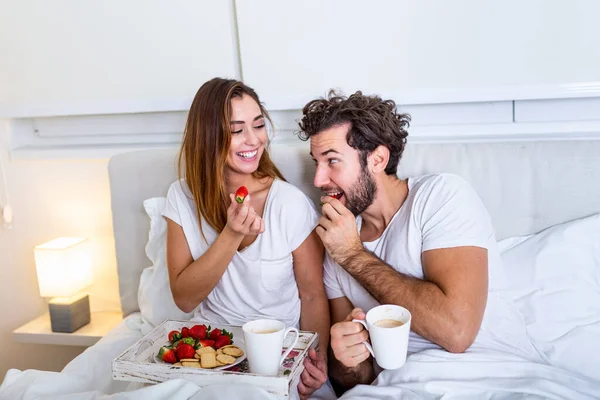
left=323, top=174, right=540, bottom=360
left=163, top=178, right=319, bottom=329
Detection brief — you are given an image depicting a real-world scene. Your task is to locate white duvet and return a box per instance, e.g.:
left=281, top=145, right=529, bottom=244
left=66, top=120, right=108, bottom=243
left=1, top=214, right=599, bottom=399
left=0, top=314, right=286, bottom=400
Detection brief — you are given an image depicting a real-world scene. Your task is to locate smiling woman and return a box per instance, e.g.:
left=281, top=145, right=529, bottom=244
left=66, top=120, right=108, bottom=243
left=161, top=77, right=333, bottom=397
left=227, top=95, right=270, bottom=176
left=178, top=79, right=283, bottom=243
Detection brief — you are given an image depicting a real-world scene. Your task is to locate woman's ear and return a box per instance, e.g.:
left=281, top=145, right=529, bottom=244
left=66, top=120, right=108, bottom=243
left=368, top=145, right=390, bottom=174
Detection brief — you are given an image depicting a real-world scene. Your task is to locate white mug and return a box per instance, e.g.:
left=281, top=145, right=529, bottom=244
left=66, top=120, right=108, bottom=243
left=352, top=304, right=411, bottom=370
left=242, top=319, right=300, bottom=376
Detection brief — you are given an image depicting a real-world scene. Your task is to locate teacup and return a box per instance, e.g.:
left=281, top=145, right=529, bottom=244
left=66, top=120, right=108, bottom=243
left=352, top=304, right=411, bottom=370
left=242, top=319, right=299, bottom=376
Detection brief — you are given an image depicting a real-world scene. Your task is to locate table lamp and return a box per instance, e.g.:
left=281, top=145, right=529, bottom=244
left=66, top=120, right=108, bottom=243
left=34, top=237, right=93, bottom=333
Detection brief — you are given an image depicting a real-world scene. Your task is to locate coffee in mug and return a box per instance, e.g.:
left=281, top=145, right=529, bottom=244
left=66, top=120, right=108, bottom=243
left=352, top=304, right=411, bottom=370
left=373, top=318, right=404, bottom=328
left=254, top=329, right=278, bottom=334
left=242, top=319, right=299, bottom=376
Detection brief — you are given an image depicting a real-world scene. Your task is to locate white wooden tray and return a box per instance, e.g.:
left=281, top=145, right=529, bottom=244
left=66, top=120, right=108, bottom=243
left=112, top=319, right=318, bottom=397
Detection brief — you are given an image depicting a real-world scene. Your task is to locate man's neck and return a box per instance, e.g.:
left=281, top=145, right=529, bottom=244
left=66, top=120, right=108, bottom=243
left=359, top=175, right=409, bottom=240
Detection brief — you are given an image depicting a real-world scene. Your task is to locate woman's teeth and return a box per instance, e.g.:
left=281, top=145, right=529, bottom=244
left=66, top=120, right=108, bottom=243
left=237, top=150, right=258, bottom=159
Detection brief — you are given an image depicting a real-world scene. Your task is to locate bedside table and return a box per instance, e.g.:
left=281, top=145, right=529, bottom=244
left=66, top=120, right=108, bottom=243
left=13, top=311, right=123, bottom=347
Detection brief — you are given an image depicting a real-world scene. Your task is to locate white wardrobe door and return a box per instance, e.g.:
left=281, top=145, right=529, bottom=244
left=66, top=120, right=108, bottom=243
left=0, top=0, right=238, bottom=117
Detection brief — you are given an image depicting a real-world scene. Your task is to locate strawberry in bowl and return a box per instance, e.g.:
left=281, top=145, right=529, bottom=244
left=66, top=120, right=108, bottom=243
left=155, top=324, right=245, bottom=370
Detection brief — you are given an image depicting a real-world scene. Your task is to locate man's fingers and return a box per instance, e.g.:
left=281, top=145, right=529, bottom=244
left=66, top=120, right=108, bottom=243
left=315, top=225, right=326, bottom=239
left=350, top=349, right=371, bottom=365
left=321, top=202, right=342, bottom=220
left=332, top=320, right=365, bottom=337
left=346, top=308, right=366, bottom=321
left=318, top=216, right=333, bottom=231
left=339, top=329, right=369, bottom=349
left=338, top=344, right=371, bottom=368
left=345, top=341, right=371, bottom=358
left=259, top=218, right=265, bottom=234
left=321, top=196, right=349, bottom=215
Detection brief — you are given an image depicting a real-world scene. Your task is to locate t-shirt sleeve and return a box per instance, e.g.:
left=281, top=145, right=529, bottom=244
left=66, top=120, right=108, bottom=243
left=281, top=184, right=320, bottom=252
left=419, top=174, right=494, bottom=252
left=323, top=255, right=346, bottom=299
left=162, top=181, right=183, bottom=226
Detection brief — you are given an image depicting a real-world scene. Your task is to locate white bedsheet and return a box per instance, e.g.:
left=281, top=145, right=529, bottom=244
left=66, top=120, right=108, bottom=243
left=0, top=314, right=280, bottom=400
left=336, top=291, right=600, bottom=400
left=0, top=313, right=334, bottom=400
left=1, top=306, right=599, bottom=400
left=340, top=349, right=600, bottom=400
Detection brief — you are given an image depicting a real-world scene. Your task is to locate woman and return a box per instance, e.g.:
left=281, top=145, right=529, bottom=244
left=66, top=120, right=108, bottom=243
left=163, top=78, right=331, bottom=398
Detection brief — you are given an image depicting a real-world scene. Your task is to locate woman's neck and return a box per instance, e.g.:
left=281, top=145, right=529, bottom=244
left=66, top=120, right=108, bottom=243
left=224, top=170, right=273, bottom=195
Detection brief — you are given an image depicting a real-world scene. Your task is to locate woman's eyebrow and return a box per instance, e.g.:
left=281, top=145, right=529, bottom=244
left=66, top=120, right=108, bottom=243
left=231, top=114, right=264, bottom=124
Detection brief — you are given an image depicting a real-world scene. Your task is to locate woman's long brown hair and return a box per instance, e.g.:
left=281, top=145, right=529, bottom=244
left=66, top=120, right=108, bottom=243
left=178, top=78, right=285, bottom=243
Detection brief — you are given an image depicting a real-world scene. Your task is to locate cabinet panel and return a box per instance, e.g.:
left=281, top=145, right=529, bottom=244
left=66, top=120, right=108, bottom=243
left=0, top=0, right=238, bottom=117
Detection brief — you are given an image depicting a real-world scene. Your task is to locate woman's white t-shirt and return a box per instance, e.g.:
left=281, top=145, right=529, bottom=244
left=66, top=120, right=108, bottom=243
left=162, top=178, right=319, bottom=329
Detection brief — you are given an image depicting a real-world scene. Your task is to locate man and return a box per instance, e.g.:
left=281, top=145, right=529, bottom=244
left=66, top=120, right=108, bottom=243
left=296, top=90, right=511, bottom=393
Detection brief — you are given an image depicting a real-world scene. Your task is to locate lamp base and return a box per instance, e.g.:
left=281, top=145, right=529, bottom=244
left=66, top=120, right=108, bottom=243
left=49, top=293, right=91, bottom=333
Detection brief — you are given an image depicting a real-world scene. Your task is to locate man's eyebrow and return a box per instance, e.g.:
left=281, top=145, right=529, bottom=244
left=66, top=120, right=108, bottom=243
left=231, top=114, right=264, bottom=125
left=310, top=149, right=341, bottom=157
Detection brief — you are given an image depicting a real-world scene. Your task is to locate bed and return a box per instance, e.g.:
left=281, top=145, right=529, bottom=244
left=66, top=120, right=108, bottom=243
left=1, top=139, right=599, bottom=399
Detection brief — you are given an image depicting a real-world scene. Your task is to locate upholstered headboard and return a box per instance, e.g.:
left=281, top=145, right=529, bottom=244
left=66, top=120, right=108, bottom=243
left=108, top=140, right=600, bottom=316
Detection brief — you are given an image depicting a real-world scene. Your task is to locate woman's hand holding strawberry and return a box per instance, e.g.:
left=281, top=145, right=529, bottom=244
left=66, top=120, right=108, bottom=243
left=225, top=193, right=265, bottom=237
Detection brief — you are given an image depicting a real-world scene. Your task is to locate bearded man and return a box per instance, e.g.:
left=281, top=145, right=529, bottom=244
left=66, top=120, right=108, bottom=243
left=296, top=91, right=519, bottom=394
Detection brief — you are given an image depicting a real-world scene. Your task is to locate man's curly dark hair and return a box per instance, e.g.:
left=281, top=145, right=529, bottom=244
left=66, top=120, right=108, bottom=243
left=297, top=90, right=411, bottom=175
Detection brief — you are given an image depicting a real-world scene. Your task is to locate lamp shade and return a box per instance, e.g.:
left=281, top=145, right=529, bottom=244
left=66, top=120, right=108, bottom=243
left=34, top=237, right=93, bottom=298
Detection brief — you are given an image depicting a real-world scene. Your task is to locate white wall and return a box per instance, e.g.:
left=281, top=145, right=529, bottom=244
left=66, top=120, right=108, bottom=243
left=237, top=0, right=600, bottom=109
left=3, top=0, right=600, bottom=118
left=0, top=0, right=238, bottom=117
left=0, top=120, right=121, bottom=377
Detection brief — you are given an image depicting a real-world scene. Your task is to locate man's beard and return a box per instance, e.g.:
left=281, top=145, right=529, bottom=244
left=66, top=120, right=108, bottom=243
left=345, top=167, right=377, bottom=216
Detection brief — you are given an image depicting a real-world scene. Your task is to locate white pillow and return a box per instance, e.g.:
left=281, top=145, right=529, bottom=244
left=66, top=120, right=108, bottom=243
left=137, top=197, right=193, bottom=327
left=498, top=213, right=600, bottom=381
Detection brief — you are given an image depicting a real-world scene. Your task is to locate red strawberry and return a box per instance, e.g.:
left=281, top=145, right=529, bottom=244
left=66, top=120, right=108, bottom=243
left=197, top=339, right=215, bottom=348
left=158, top=346, right=177, bottom=364
left=181, top=327, right=190, bottom=338
left=175, top=343, right=196, bottom=360
left=189, top=324, right=209, bottom=340
left=214, top=335, right=231, bottom=349
left=209, top=328, right=222, bottom=340
left=235, top=186, right=248, bottom=203
left=168, top=330, right=181, bottom=343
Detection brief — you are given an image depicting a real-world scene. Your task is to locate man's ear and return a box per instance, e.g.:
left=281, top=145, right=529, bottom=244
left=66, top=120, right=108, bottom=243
left=368, top=145, right=390, bottom=174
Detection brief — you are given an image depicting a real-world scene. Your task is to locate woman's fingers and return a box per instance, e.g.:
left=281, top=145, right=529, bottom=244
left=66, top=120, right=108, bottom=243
left=237, top=201, right=251, bottom=225
left=226, top=194, right=267, bottom=236
left=250, top=214, right=262, bottom=233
